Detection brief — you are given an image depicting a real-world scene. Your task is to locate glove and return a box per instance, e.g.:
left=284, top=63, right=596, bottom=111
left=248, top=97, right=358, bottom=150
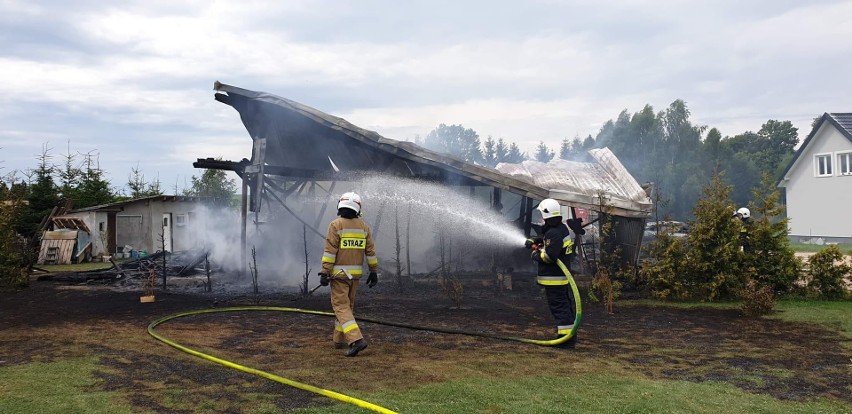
left=567, top=218, right=586, bottom=235
left=319, top=273, right=330, bottom=286
left=524, top=238, right=542, bottom=250
left=531, top=250, right=541, bottom=261
left=366, top=272, right=378, bottom=288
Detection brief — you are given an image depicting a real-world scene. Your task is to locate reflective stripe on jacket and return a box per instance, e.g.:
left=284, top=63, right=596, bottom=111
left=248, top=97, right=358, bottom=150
left=532, top=222, right=573, bottom=285
left=321, top=217, right=378, bottom=278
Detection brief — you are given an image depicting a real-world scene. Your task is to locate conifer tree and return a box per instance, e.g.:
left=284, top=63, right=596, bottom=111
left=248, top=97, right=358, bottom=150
left=683, top=170, right=741, bottom=300
left=505, top=142, right=525, bottom=163
left=745, top=173, right=801, bottom=293
left=22, top=145, right=59, bottom=237
left=482, top=136, right=497, bottom=167
left=534, top=141, right=555, bottom=162
left=76, top=153, right=115, bottom=208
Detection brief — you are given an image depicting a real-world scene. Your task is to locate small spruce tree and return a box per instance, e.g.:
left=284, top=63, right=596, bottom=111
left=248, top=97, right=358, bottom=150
left=745, top=173, right=801, bottom=294
left=684, top=170, right=742, bottom=300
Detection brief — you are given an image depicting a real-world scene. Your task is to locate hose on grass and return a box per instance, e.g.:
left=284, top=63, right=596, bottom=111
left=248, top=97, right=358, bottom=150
left=147, top=259, right=581, bottom=413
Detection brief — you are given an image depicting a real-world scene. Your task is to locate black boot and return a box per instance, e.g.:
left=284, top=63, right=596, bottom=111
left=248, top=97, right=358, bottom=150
left=345, top=339, right=368, bottom=357
left=557, top=334, right=577, bottom=349
left=334, top=342, right=347, bottom=349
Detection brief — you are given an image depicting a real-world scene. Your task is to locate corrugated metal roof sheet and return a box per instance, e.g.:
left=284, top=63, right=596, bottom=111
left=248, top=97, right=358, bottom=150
left=496, top=148, right=652, bottom=217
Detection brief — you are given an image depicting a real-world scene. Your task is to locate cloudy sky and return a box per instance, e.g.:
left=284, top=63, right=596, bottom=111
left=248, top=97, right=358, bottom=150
left=1, top=0, right=850, bottom=193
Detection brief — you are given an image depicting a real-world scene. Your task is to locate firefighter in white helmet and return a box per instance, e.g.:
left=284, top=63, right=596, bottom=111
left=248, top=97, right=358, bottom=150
left=318, top=191, right=379, bottom=357
left=524, top=198, right=578, bottom=348
left=733, top=207, right=752, bottom=253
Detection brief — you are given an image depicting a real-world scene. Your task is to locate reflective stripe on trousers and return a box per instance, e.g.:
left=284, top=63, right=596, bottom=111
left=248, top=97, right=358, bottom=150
left=330, top=278, right=363, bottom=345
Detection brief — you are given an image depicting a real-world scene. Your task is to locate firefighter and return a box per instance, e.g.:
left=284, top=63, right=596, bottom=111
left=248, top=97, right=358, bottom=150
left=318, top=192, right=379, bottom=357
left=525, top=198, right=578, bottom=348
left=733, top=207, right=752, bottom=253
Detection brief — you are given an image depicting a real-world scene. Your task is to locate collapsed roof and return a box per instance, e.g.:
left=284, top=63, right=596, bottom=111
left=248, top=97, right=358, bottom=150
left=213, top=82, right=652, bottom=217
left=495, top=150, right=653, bottom=217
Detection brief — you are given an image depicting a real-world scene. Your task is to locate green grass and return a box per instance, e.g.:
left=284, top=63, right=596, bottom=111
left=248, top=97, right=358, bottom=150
left=37, top=262, right=115, bottom=273
left=292, top=373, right=850, bottom=414
left=619, top=299, right=740, bottom=310
left=0, top=358, right=137, bottom=414
left=789, top=242, right=852, bottom=254
left=770, top=300, right=852, bottom=340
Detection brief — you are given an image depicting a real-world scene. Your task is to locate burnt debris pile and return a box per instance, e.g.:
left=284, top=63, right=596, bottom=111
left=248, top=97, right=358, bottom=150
left=37, top=248, right=215, bottom=286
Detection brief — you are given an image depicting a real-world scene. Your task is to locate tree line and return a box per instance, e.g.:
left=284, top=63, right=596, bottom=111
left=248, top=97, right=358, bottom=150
left=419, top=99, right=802, bottom=220
left=0, top=144, right=235, bottom=239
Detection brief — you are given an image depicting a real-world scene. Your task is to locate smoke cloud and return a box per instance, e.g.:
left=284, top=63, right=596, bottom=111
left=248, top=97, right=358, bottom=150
left=194, top=174, right=531, bottom=290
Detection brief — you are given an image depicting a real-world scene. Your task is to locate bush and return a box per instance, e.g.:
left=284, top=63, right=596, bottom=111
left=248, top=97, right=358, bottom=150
left=640, top=233, right=689, bottom=300
left=741, top=278, right=776, bottom=316
left=807, top=245, right=851, bottom=299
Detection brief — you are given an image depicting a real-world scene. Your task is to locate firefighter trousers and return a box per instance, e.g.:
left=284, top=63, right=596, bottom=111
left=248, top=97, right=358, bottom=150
left=330, top=278, right=364, bottom=345
left=544, top=284, right=576, bottom=334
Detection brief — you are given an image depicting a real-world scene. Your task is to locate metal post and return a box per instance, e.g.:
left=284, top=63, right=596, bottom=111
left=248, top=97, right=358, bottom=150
left=523, top=197, right=534, bottom=238
left=240, top=178, right=248, bottom=277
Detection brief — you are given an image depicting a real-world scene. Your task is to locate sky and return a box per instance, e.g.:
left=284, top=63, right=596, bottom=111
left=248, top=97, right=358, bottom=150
left=1, top=0, right=850, bottom=194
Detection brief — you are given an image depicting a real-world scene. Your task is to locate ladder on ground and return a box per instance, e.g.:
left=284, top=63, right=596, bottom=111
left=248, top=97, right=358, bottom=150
left=45, top=247, right=59, bottom=265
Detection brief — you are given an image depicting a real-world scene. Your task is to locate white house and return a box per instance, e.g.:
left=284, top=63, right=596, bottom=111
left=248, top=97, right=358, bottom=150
left=779, top=113, right=852, bottom=243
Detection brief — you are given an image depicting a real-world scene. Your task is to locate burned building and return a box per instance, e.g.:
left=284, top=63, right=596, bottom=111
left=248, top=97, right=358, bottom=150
left=198, top=82, right=652, bottom=278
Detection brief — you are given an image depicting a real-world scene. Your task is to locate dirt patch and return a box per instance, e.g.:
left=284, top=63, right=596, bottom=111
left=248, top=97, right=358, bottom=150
left=1, top=277, right=850, bottom=412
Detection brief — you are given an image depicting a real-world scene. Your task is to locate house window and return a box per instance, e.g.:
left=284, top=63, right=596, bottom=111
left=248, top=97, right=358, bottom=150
left=99, top=222, right=105, bottom=231
left=838, top=151, right=852, bottom=176
left=815, top=153, right=832, bottom=177
left=175, top=214, right=186, bottom=226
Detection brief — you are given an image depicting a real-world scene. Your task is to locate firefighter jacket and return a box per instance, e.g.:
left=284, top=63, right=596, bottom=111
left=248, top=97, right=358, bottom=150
left=321, top=217, right=378, bottom=279
left=530, top=222, right=573, bottom=286
left=739, top=218, right=752, bottom=252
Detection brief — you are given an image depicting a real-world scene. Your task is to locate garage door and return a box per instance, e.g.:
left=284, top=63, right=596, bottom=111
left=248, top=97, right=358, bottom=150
left=116, top=215, right=144, bottom=251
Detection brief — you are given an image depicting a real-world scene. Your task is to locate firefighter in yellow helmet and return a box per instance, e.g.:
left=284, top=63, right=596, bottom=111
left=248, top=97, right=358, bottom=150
left=525, top=198, right=578, bottom=348
left=318, top=192, right=379, bottom=357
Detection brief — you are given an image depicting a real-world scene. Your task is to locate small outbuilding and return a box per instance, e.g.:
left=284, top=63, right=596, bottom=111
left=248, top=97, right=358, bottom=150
left=47, top=195, right=207, bottom=260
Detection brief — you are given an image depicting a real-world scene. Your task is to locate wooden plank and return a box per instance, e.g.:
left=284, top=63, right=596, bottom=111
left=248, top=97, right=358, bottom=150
left=43, top=231, right=78, bottom=240
left=57, top=240, right=75, bottom=264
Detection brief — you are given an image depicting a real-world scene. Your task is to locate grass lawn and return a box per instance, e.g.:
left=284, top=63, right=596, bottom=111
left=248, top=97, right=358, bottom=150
left=0, top=358, right=137, bottom=414
left=290, top=373, right=849, bottom=414
left=770, top=300, right=852, bottom=340
left=37, top=261, right=125, bottom=273
left=789, top=242, right=852, bottom=254
left=2, top=288, right=849, bottom=414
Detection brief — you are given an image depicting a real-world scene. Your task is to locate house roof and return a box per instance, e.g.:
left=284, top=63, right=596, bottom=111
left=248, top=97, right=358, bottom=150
left=212, top=82, right=652, bottom=217
left=67, top=195, right=203, bottom=213
left=779, top=112, right=852, bottom=187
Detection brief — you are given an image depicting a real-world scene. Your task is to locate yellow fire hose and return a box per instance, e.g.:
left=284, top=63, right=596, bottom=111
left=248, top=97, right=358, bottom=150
left=147, top=259, right=581, bottom=413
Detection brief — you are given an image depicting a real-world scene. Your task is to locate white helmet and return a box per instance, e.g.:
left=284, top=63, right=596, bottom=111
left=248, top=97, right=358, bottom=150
left=536, top=198, right=562, bottom=220
left=736, top=207, right=750, bottom=219
left=338, top=192, right=362, bottom=214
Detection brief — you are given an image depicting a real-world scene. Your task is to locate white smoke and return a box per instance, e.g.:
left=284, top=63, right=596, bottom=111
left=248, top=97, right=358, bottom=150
left=193, top=174, right=531, bottom=289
